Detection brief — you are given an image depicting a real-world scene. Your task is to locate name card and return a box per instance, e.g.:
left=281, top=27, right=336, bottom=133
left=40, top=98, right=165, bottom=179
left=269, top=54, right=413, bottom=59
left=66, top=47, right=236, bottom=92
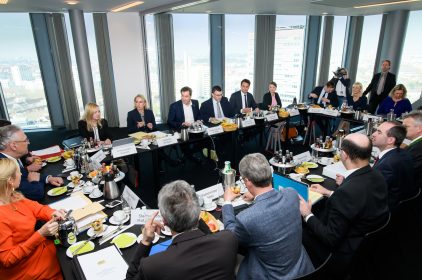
left=241, top=118, right=256, bottom=127
left=207, top=125, right=224, bottom=136
left=362, top=114, right=380, bottom=121
left=131, top=208, right=163, bottom=225
left=196, top=183, right=224, bottom=200
left=308, top=107, right=324, bottom=114
left=288, top=109, right=300, bottom=117
left=156, top=135, right=178, bottom=147
left=293, top=151, right=312, bottom=163
left=266, top=113, right=279, bottom=122
left=111, top=143, right=137, bottom=158
left=322, top=109, right=339, bottom=117
left=122, top=185, right=140, bottom=209
left=90, top=149, right=106, bottom=163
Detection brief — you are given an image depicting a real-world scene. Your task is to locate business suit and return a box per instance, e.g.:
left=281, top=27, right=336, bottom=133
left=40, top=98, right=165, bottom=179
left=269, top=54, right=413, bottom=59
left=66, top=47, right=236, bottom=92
left=229, top=91, right=257, bottom=113
left=0, top=153, right=46, bottom=201
left=346, top=95, right=368, bottom=111
left=78, top=119, right=112, bottom=141
left=126, top=229, right=237, bottom=280
left=200, top=97, right=234, bottom=122
left=373, top=148, right=417, bottom=209
left=363, top=71, right=396, bottom=114
left=406, top=138, right=422, bottom=188
left=303, top=165, right=388, bottom=275
left=223, top=188, right=314, bottom=280
left=308, top=86, right=339, bottom=108
left=127, top=109, right=156, bottom=133
left=262, top=92, right=282, bottom=109
left=167, top=100, right=201, bottom=130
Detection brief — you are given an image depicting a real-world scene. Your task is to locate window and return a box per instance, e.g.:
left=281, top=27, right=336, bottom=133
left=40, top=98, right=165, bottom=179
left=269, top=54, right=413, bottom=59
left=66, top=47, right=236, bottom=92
left=398, top=11, right=422, bottom=103
left=0, top=14, right=51, bottom=129
left=225, top=15, right=255, bottom=98
left=273, top=16, right=306, bottom=106
left=145, top=15, right=161, bottom=122
left=328, top=16, right=347, bottom=81
left=173, top=14, right=210, bottom=104
left=355, top=15, right=382, bottom=90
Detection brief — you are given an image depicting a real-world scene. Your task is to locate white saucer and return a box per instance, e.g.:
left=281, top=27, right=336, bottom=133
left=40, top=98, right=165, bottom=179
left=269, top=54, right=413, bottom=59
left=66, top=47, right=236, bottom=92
left=67, top=180, right=85, bottom=188
left=67, top=174, right=83, bottom=181
left=161, top=226, right=172, bottom=236
left=108, top=215, right=129, bottom=225
left=201, top=202, right=217, bottom=212
left=87, top=225, right=108, bottom=237
left=89, top=190, right=103, bottom=199
left=318, top=157, right=334, bottom=166
left=82, top=186, right=95, bottom=194
left=137, top=232, right=160, bottom=244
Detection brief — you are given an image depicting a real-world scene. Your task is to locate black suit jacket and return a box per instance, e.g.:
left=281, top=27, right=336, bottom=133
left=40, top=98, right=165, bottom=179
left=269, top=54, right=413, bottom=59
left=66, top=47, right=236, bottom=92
left=363, top=72, right=396, bottom=101
left=262, top=92, right=282, bottom=109
left=126, top=229, right=237, bottom=280
left=305, top=165, right=388, bottom=263
left=308, top=86, right=339, bottom=108
left=167, top=100, right=201, bottom=130
left=374, top=148, right=417, bottom=209
left=406, top=139, right=422, bottom=188
left=127, top=109, right=156, bottom=133
left=229, top=91, right=257, bottom=113
left=199, top=97, right=234, bottom=122
left=78, top=119, right=112, bottom=141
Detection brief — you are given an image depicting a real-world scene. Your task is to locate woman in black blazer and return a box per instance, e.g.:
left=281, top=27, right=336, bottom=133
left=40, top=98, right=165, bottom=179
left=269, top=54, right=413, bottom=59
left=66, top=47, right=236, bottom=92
left=78, top=103, right=112, bottom=144
left=262, top=81, right=282, bottom=110
left=346, top=82, right=368, bottom=111
left=127, top=94, right=156, bottom=133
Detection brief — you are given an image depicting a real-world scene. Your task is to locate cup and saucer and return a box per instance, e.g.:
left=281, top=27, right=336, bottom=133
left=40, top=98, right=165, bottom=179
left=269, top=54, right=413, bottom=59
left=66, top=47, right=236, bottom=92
left=87, top=225, right=108, bottom=238
left=88, top=188, right=103, bottom=199
left=109, top=210, right=129, bottom=225
left=201, top=197, right=217, bottom=212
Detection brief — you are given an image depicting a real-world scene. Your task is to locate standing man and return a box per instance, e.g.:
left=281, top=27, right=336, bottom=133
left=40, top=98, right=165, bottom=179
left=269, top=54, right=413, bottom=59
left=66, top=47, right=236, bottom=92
left=300, top=133, right=388, bottom=277
left=363, top=60, right=397, bottom=114
left=0, top=125, right=63, bottom=201
left=222, top=153, right=314, bottom=280
left=167, top=86, right=201, bottom=130
left=229, top=79, right=258, bottom=114
left=371, top=121, right=417, bottom=209
left=200, top=85, right=234, bottom=123
left=402, top=111, right=422, bottom=188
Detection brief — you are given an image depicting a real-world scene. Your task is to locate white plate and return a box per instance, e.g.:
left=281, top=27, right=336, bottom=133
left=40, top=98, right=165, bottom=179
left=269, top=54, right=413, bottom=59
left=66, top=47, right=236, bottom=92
left=87, top=225, right=108, bottom=238
left=66, top=174, right=83, bottom=181
left=111, top=232, right=137, bottom=249
left=201, top=202, right=217, bottom=212
left=42, top=162, right=47, bottom=167
left=47, top=186, right=68, bottom=196
left=66, top=241, right=95, bottom=258
left=99, top=171, right=125, bottom=184
left=318, top=157, right=334, bottom=166
left=108, top=215, right=129, bottom=225
left=161, top=225, right=172, bottom=236
left=137, top=232, right=160, bottom=244
left=67, top=180, right=85, bottom=188
left=306, top=174, right=325, bottom=183
left=89, top=190, right=103, bottom=199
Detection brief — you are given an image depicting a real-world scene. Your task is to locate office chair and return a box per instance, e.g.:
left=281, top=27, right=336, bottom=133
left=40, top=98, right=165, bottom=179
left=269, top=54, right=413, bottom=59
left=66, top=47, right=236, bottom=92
left=292, top=253, right=332, bottom=280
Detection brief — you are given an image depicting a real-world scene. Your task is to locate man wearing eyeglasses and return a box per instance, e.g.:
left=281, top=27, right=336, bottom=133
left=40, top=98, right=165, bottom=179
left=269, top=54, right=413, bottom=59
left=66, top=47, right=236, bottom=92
left=0, top=125, right=63, bottom=201
left=200, top=85, right=234, bottom=123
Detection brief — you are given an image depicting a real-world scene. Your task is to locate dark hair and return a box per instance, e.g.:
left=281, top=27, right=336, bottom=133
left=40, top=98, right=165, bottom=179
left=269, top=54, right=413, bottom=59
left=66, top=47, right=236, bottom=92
left=341, top=138, right=372, bottom=161
left=269, top=81, right=277, bottom=87
left=385, top=121, right=407, bottom=147
left=241, top=79, right=251, bottom=86
left=180, top=86, right=192, bottom=96
left=212, top=85, right=222, bottom=93
left=0, top=120, right=12, bottom=128
left=383, top=59, right=391, bottom=66
left=325, top=81, right=335, bottom=88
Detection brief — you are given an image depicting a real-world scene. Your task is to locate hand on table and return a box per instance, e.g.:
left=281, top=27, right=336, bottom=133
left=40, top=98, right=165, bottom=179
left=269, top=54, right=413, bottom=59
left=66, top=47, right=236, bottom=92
left=141, top=211, right=163, bottom=246
left=309, top=184, right=332, bottom=197
left=241, top=108, right=252, bottom=114
left=146, top=123, right=153, bottom=129
left=321, top=98, right=330, bottom=103
left=223, top=186, right=241, bottom=202
left=26, top=162, right=42, bottom=172
left=38, top=218, right=59, bottom=237
left=104, top=139, right=112, bottom=145
left=28, top=172, right=40, bottom=182
left=182, top=122, right=192, bottom=127
left=299, top=196, right=312, bottom=218
left=137, top=121, right=145, bottom=128
left=48, top=176, right=63, bottom=186
left=241, top=192, right=254, bottom=202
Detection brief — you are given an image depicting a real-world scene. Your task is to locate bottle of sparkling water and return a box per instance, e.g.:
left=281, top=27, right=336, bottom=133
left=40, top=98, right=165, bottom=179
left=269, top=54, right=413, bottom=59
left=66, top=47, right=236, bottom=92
left=223, top=161, right=231, bottom=174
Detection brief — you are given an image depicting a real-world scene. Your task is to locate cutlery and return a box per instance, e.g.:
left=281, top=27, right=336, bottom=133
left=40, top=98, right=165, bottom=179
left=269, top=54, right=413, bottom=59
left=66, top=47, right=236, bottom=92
left=98, top=225, right=123, bottom=244
left=99, top=224, right=134, bottom=245
left=72, top=234, right=97, bottom=256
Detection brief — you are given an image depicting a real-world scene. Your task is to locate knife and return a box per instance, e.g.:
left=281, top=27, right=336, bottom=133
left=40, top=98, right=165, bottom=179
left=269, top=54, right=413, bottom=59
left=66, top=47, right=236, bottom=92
left=99, top=224, right=134, bottom=245
left=72, top=233, right=97, bottom=256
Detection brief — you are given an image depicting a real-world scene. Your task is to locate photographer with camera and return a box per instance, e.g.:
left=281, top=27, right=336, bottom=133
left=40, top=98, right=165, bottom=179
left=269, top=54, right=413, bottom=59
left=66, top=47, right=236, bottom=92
left=329, top=67, right=351, bottom=108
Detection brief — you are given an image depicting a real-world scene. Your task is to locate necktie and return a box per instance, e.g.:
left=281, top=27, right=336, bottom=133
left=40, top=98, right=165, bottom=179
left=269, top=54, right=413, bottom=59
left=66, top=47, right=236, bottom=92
left=244, top=94, right=248, bottom=109
left=373, top=156, right=379, bottom=165
left=377, top=73, right=386, bottom=95
left=216, top=101, right=222, bottom=118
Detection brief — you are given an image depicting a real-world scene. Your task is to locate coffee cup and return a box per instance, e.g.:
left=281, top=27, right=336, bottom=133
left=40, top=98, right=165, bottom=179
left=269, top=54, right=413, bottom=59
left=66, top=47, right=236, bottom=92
left=83, top=184, right=94, bottom=193
left=91, top=188, right=102, bottom=197
left=203, top=197, right=212, bottom=209
left=65, top=159, right=75, bottom=167
left=70, top=171, right=80, bottom=177
left=113, top=210, right=126, bottom=222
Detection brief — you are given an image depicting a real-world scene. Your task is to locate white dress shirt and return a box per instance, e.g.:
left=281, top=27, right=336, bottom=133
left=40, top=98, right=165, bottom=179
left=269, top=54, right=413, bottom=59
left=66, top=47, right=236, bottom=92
left=213, top=99, right=225, bottom=118
left=183, top=101, right=195, bottom=124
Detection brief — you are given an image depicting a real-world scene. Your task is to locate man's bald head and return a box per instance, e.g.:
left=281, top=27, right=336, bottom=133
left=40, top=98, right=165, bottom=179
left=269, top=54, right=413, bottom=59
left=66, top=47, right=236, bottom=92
left=341, top=133, right=372, bottom=162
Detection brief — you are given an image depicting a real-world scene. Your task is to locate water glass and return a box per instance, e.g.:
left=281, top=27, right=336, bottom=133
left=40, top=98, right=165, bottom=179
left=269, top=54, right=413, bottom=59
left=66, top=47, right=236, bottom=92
left=122, top=199, right=131, bottom=217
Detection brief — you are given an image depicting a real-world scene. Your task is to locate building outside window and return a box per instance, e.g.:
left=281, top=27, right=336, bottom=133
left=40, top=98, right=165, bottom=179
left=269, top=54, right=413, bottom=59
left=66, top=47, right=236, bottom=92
left=328, top=16, right=347, bottom=82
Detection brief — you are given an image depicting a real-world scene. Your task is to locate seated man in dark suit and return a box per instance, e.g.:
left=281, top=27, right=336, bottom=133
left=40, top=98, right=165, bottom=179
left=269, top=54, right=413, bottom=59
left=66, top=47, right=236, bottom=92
left=222, top=153, right=314, bottom=279
left=0, top=125, right=63, bottom=201
left=229, top=79, right=258, bottom=114
left=371, top=121, right=417, bottom=209
left=403, top=111, right=422, bottom=188
left=167, top=86, right=201, bottom=130
left=126, top=180, right=238, bottom=280
left=300, top=133, right=389, bottom=277
left=200, top=85, right=234, bottom=123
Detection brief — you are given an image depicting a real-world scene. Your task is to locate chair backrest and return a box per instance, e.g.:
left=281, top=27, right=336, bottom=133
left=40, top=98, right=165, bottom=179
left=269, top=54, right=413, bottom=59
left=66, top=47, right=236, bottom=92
left=292, top=253, right=332, bottom=280
left=398, top=188, right=421, bottom=206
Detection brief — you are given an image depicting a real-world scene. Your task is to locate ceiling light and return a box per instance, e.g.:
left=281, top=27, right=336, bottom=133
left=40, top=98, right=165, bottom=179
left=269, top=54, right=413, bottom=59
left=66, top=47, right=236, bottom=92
left=111, top=1, right=144, bottom=12
left=170, top=0, right=211, bottom=11
left=0, top=0, right=9, bottom=4
left=65, top=1, right=79, bottom=5
left=354, top=0, right=420, bottom=9
left=322, top=12, right=328, bottom=15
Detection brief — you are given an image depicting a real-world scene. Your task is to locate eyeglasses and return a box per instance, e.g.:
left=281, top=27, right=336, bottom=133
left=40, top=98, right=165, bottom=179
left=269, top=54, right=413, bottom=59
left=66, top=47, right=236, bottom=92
left=14, top=138, right=30, bottom=144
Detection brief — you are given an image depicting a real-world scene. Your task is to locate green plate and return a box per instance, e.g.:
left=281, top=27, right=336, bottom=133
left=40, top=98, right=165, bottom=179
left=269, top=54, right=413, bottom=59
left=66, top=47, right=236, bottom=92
left=111, top=232, right=137, bottom=249
left=47, top=186, right=67, bottom=196
left=66, top=241, right=95, bottom=258
left=302, top=162, right=318, bottom=169
left=306, top=175, right=325, bottom=183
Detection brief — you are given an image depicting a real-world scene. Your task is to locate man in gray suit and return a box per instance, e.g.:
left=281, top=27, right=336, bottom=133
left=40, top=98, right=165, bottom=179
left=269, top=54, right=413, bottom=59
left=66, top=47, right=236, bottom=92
left=222, top=153, right=314, bottom=279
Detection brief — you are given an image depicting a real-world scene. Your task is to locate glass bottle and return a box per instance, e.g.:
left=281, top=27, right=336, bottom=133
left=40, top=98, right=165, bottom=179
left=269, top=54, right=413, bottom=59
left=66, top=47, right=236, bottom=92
left=223, top=161, right=231, bottom=174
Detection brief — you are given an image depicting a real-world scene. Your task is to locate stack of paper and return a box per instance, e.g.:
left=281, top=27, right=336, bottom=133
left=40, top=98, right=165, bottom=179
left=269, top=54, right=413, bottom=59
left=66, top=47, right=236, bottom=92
left=31, top=145, right=63, bottom=159
left=322, top=161, right=347, bottom=180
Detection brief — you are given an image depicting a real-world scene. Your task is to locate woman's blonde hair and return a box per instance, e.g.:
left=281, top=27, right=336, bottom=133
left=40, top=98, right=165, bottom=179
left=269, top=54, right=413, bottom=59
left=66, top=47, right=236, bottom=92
left=134, top=94, right=149, bottom=110
left=352, top=82, right=363, bottom=97
left=389, top=84, right=407, bottom=98
left=0, top=158, right=23, bottom=202
left=81, top=103, right=102, bottom=131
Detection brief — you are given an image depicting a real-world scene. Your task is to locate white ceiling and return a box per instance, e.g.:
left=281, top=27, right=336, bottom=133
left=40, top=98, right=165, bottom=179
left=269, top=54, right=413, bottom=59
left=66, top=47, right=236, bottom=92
left=0, top=0, right=421, bottom=16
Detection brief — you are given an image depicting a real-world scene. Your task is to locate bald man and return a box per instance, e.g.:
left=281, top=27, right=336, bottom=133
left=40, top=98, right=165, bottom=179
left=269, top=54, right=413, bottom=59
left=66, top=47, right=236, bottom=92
left=299, top=133, right=389, bottom=276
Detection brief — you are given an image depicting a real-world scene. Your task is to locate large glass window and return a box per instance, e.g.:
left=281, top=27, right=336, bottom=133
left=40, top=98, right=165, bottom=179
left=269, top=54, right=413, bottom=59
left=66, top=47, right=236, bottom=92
left=399, top=10, right=422, bottom=103
left=355, top=15, right=382, bottom=90
left=0, top=14, right=51, bottom=129
left=273, top=16, right=306, bottom=106
left=225, top=15, right=255, bottom=98
left=145, top=15, right=161, bottom=122
left=173, top=14, right=210, bottom=104
left=328, top=16, right=347, bottom=81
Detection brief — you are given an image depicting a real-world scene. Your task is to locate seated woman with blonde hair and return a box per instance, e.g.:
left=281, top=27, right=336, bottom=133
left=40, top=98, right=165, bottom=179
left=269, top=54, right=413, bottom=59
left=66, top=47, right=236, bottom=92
left=78, top=103, right=112, bottom=145
left=127, top=94, right=156, bottom=133
left=377, top=84, right=413, bottom=118
left=346, top=82, right=368, bottom=111
left=0, top=158, right=66, bottom=279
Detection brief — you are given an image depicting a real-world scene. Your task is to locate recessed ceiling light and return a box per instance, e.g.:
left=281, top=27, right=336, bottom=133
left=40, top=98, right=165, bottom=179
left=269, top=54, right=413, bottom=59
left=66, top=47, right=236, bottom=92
left=111, top=1, right=144, bottom=12
left=0, top=0, right=9, bottom=4
left=205, top=10, right=212, bottom=13
left=65, top=0, right=79, bottom=5
left=354, top=0, right=420, bottom=9
left=322, top=12, right=328, bottom=15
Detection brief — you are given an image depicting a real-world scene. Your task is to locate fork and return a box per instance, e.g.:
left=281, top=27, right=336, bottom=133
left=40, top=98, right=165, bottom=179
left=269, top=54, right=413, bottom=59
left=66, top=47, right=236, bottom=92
left=72, top=233, right=97, bottom=256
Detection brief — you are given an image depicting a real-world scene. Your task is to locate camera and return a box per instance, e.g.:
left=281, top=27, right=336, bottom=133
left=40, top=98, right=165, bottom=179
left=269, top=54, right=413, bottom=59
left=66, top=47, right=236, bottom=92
left=333, top=67, right=347, bottom=78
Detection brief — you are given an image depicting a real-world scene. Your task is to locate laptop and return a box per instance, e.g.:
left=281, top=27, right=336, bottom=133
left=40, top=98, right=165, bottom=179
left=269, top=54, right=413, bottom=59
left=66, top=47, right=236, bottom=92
left=62, top=136, right=83, bottom=149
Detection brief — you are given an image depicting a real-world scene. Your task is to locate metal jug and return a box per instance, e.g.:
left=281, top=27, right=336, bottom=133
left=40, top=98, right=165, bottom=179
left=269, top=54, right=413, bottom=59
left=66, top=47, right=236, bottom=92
left=354, top=111, right=362, bottom=120
left=222, top=169, right=236, bottom=189
left=235, top=116, right=242, bottom=128
left=181, top=127, right=189, bottom=141
left=364, top=119, right=374, bottom=136
left=104, top=173, right=120, bottom=199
